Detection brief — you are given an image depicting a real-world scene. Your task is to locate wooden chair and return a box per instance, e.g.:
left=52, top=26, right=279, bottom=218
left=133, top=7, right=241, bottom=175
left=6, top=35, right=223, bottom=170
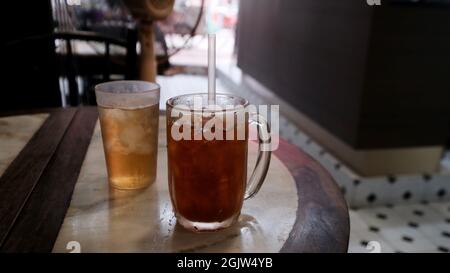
left=53, top=29, right=138, bottom=106
left=2, top=29, right=138, bottom=111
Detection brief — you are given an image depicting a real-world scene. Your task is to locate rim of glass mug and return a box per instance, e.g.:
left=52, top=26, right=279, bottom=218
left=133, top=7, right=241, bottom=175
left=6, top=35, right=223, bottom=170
left=95, top=80, right=160, bottom=109
left=166, top=93, right=249, bottom=113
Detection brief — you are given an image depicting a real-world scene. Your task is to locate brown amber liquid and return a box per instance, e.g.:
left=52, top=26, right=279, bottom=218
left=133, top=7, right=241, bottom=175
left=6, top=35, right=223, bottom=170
left=167, top=115, right=248, bottom=224
left=98, top=104, right=159, bottom=190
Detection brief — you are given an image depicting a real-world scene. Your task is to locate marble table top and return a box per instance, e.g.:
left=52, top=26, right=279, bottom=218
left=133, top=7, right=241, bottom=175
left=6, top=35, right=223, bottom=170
left=52, top=117, right=298, bottom=253
left=0, top=108, right=349, bottom=253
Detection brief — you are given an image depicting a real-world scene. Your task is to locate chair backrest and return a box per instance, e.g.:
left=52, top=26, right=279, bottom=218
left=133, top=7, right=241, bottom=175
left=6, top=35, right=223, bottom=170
left=2, top=29, right=138, bottom=111
left=54, top=29, right=138, bottom=106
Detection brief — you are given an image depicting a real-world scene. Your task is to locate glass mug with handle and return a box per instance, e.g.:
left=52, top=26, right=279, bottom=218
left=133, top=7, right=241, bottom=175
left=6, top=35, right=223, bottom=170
left=166, top=93, right=271, bottom=232
left=95, top=81, right=160, bottom=190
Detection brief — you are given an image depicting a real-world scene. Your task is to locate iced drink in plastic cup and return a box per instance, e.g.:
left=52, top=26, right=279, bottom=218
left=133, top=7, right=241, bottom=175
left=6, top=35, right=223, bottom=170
left=95, top=81, right=160, bottom=190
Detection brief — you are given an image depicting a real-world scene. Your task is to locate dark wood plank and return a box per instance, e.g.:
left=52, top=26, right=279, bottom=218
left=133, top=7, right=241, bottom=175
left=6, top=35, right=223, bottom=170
left=0, top=108, right=77, bottom=246
left=277, top=139, right=349, bottom=253
left=0, top=107, right=98, bottom=252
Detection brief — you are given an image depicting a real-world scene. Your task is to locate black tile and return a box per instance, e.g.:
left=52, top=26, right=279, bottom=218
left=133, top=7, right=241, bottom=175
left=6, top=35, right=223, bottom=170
left=413, top=210, right=424, bottom=216
left=353, top=179, right=360, bottom=186
left=360, top=240, right=369, bottom=247
left=438, top=246, right=449, bottom=253
left=422, top=173, right=432, bottom=182
left=402, top=236, right=414, bottom=243
left=388, top=175, right=397, bottom=184
left=446, top=218, right=450, bottom=224
left=403, top=191, right=412, bottom=200
left=442, top=231, right=450, bottom=238
left=376, top=213, right=387, bottom=220
left=408, top=222, right=419, bottom=228
left=369, top=226, right=380, bottom=233
left=437, top=189, right=446, bottom=198
left=334, top=163, right=341, bottom=170
left=367, top=194, right=377, bottom=203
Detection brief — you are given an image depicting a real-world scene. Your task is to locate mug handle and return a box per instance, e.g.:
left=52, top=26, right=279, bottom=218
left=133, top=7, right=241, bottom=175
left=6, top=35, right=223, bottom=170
left=245, top=112, right=272, bottom=199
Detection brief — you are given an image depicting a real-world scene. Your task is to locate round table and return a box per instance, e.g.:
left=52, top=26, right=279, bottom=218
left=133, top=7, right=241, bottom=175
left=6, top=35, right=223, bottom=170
left=0, top=107, right=349, bottom=253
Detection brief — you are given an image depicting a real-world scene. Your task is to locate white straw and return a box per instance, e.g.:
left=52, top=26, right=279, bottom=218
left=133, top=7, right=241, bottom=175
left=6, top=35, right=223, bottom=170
left=208, top=33, right=216, bottom=104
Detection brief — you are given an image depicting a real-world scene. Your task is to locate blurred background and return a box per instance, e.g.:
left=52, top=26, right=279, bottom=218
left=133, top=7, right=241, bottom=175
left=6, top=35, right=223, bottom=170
left=2, top=0, right=450, bottom=253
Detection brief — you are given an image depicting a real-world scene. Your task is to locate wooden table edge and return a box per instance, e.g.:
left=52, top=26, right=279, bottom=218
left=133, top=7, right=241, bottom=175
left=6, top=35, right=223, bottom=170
left=275, top=139, right=350, bottom=253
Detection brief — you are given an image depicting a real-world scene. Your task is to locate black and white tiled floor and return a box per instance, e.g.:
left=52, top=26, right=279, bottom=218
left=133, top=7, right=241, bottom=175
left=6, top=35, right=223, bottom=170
left=158, top=72, right=450, bottom=253
left=278, top=119, right=450, bottom=209
left=349, top=202, right=450, bottom=253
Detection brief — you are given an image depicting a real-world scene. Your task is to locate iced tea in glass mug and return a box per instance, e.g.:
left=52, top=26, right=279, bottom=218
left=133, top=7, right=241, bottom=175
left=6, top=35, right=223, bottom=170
left=95, top=81, right=160, bottom=190
left=166, top=93, right=271, bottom=231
